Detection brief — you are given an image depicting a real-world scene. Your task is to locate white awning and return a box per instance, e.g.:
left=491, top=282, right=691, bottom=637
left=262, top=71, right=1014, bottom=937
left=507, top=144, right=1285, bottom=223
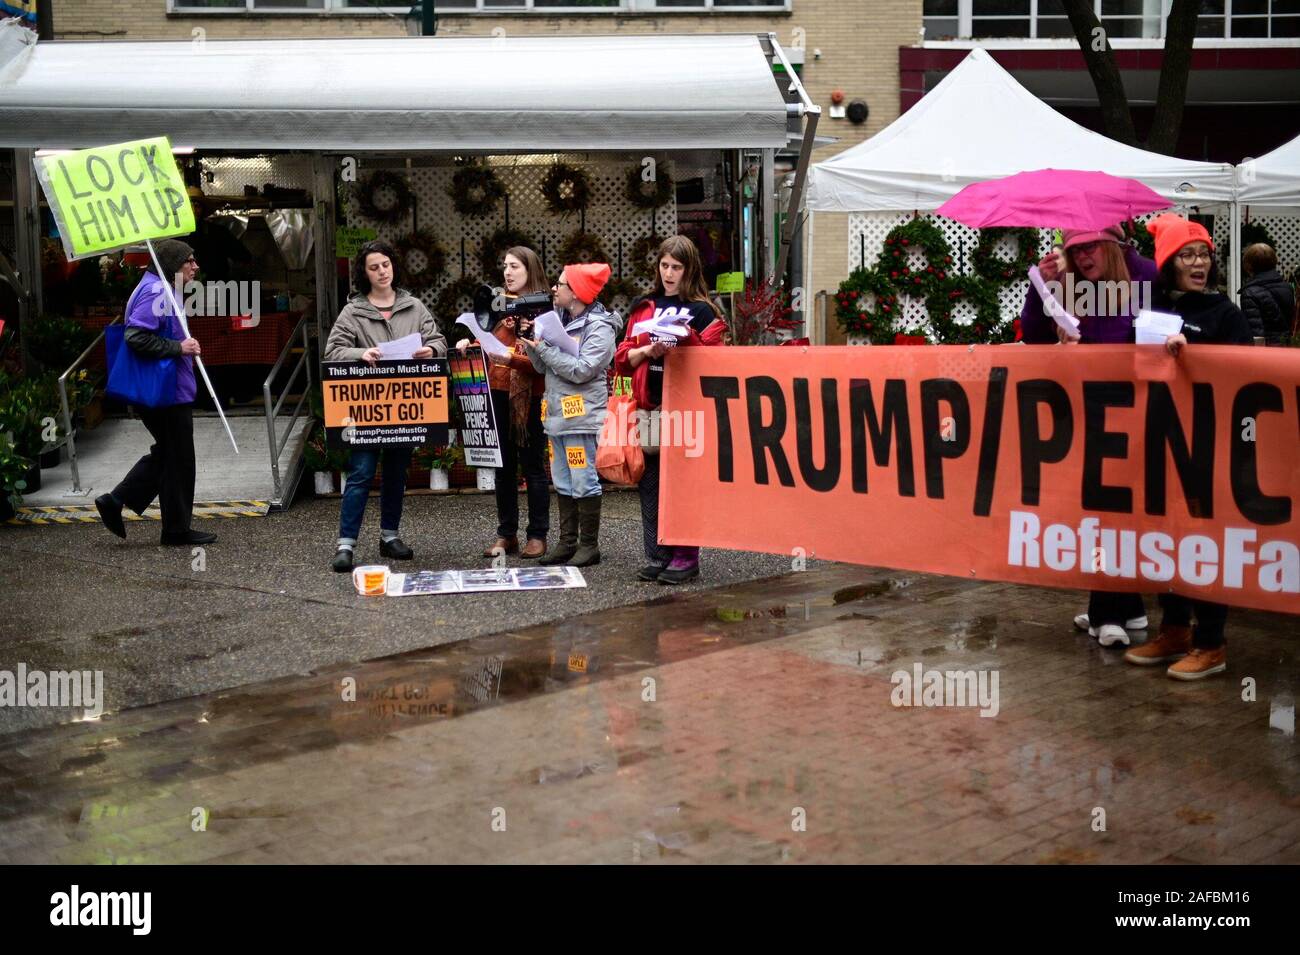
left=0, top=24, right=789, bottom=151
left=806, top=48, right=1238, bottom=212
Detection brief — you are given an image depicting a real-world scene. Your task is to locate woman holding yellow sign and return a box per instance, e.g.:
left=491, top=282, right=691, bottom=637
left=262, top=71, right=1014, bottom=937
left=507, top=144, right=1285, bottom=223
left=325, top=240, right=446, bottom=573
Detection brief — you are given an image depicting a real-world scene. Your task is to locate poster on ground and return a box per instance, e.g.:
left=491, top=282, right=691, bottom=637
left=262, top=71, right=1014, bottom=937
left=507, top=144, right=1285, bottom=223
left=322, top=359, right=449, bottom=449
left=660, top=345, right=1300, bottom=616
left=386, top=566, right=587, bottom=597
left=449, top=352, right=503, bottom=468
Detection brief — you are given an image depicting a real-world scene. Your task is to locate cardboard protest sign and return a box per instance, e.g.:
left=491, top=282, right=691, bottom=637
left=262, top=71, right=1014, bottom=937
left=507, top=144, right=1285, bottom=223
left=449, top=352, right=503, bottom=468
left=322, top=359, right=449, bottom=449
left=661, top=345, right=1300, bottom=616
left=33, top=137, right=195, bottom=260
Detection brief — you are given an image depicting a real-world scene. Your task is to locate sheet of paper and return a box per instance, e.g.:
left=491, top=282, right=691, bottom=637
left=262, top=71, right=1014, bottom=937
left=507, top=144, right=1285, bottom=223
left=377, top=332, right=421, bottom=360
left=534, top=309, right=580, bottom=357
left=631, top=312, right=690, bottom=338
left=454, top=312, right=511, bottom=359
left=1134, top=309, right=1183, bottom=345
left=1028, top=265, right=1080, bottom=335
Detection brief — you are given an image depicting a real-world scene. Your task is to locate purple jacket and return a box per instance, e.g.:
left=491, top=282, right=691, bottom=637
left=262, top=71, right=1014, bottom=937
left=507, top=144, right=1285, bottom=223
left=125, top=274, right=197, bottom=405
left=1019, top=245, right=1158, bottom=344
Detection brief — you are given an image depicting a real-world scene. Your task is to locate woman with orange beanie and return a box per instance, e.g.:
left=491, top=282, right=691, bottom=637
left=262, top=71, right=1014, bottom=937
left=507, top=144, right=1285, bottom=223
left=1122, top=214, right=1253, bottom=681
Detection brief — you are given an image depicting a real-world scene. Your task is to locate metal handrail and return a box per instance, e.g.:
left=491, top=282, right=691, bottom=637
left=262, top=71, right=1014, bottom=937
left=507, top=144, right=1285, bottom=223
left=58, top=316, right=120, bottom=494
left=262, top=313, right=312, bottom=503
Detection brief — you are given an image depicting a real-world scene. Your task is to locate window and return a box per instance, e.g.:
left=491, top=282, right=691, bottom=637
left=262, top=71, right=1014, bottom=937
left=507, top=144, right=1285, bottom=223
left=922, top=0, right=1298, bottom=39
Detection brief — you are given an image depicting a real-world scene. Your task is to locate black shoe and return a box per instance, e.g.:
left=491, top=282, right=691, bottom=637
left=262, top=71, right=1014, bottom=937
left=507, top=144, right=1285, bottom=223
left=160, top=529, right=217, bottom=546
left=379, top=537, right=414, bottom=560
left=95, top=493, right=126, bottom=539
left=637, top=564, right=666, bottom=582
left=332, top=548, right=354, bottom=573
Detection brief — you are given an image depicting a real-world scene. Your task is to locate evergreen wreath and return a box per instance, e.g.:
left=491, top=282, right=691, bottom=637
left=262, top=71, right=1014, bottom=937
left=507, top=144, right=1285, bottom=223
left=479, top=227, right=537, bottom=278
left=630, top=234, right=664, bottom=280
left=925, top=275, right=1006, bottom=344
left=603, top=276, right=646, bottom=309
left=625, top=166, right=674, bottom=209
left=875, top=217, right=953, bottom=294
left=835, top=268, right=899, bottom=345
left=541, top=163, right=591, bottom=215
left=447, top=162, right=506, bottom=218
left=435, top=276, right=481, bottom=330
left=559, top=230, right=610, bottom=266
left=394, top=230, right=448, bottom=291
left=357, top=170, right=413, bottom=225
left=972, top=227, right=1042, bottom=284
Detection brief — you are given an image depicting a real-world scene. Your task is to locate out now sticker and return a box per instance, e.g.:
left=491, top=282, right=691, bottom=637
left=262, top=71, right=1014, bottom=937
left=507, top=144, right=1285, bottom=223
left=540, top=399, right=548, bottom=419
left=565, top=445, right=588, bottom=469
left=561, top=395, right=585, bottom=418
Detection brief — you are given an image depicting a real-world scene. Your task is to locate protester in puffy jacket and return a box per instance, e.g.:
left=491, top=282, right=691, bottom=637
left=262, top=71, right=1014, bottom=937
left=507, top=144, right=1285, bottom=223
left=1020, top=224, right=1157, bottom=344
left=456, top=246, right=551, bottom=560
left=1240, top=243, right=1295, bottom=345
left=521, top=263, right=622, bottom=568
left=94, top=239, right=214, bottom=547
left=615, top=235, right=726, bottom=585
left=1122, top=215, right=1253, bottom=682
left=325, top=240, right=447, bottom=573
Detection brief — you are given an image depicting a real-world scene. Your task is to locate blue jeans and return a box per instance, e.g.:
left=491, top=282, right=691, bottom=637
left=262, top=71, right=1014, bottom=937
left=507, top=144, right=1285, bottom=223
left=548, top=433, right=601, bottom=498
left=337, top=445, right=414, bottom=543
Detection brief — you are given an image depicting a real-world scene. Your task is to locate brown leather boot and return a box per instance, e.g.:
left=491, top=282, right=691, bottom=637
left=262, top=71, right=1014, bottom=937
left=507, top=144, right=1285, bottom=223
left=520, top=538, right=547, bottom=559
left=1123, top=624, right=1192, bottom=666
left=483, top=536, right=518, bottom=558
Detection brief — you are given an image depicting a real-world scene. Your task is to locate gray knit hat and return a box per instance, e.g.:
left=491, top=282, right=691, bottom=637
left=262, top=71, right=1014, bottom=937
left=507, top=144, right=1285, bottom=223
left=152, top=239, right=195, bottom=280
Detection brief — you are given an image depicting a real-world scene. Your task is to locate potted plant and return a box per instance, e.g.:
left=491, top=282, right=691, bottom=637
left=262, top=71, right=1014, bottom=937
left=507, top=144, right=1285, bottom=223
left=0, top=371, right=65, bottom=493
left=303, top=422, right=351, bottom=495
left=0, top=435, right=32, bottom=522
left=415, top=444, right=461, bottom=491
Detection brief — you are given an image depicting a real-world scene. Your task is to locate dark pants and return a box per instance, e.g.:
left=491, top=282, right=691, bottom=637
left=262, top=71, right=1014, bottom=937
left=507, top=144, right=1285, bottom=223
left=494, top=391, right=549, bottom=541
left=338, top=445, right=414, bottom=542
left=1087, top=590, right=1146, bottom=628
left=1158, top=593, right=1228, bottom=649
left=638, top=451, right=670, bottom=567
left=113, top=403, right=195, bottom=536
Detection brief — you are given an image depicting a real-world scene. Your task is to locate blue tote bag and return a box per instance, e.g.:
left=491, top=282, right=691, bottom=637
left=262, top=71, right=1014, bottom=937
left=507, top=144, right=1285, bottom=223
left=105, top=281, right=178, bottom=408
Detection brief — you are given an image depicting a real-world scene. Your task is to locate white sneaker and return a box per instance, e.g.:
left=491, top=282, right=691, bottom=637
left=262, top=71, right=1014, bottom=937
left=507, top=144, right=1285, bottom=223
left=1096, top=624, right=1131, bottom=647
left=1075, top=612, right=1147, bottom=633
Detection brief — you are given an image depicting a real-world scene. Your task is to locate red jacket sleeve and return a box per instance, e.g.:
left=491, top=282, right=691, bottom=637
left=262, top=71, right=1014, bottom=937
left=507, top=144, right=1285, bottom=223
left=614, top=301, right=655, bottom=377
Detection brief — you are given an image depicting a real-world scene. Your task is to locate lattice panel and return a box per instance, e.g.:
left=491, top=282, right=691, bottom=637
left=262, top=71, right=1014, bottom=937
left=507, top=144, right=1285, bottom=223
left=345, top=156, right=678, bottom=320
left=199, top=155, right=314, bottom=196
left=1229, top=211, right=1300, bottom=280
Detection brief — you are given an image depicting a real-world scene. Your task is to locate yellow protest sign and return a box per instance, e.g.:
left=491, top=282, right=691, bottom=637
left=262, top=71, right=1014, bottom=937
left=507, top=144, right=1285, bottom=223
left=33, top=137, right=196, bottom=260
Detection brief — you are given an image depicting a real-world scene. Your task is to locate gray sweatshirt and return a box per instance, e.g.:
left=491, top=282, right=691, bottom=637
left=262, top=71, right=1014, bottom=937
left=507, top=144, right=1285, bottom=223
left=525, top=302, right=623, bottom=436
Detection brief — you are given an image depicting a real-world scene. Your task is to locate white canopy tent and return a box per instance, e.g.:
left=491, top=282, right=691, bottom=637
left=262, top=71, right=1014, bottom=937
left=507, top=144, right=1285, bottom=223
left=1238, top=134, right=1300, bottom=213
left=803, top=48, right=1244, bottom=318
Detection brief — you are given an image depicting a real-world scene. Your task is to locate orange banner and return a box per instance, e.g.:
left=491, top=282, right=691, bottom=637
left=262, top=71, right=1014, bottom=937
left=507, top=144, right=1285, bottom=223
left=661, top=345, right=1300, bottom=615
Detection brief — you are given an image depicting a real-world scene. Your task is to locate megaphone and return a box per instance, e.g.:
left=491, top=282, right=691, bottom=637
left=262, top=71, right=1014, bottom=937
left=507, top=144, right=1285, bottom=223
left=473, top=284, right=554, bottom=333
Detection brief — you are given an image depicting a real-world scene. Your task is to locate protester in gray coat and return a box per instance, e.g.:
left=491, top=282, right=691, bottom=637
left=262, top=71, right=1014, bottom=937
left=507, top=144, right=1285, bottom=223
left=324, top=240, right=446, bottom=574
left=521, top=263, right=621, bottom=568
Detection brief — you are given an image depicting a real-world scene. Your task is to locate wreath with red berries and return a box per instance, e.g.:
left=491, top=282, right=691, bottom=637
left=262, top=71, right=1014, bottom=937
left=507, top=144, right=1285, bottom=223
left=925, top=275, right=1008, bottom=344
left=875, top=217, right=953, bottom=296
left=972, top=227, right=1042, bottom=285
left=835, top=268, right=899, bottom=345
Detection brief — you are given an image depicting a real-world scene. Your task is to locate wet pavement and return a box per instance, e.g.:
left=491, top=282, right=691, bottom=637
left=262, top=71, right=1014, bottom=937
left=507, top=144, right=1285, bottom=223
left=0, top=539, right=1296, bottom=863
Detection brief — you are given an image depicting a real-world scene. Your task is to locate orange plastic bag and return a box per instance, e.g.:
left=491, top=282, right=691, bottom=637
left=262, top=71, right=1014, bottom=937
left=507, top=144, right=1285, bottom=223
left=596, top=377, right=645, bottom=485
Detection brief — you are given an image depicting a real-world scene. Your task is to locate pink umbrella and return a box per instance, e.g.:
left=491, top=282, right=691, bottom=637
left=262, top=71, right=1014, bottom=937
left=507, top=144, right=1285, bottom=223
left=936, top=168, right=1170, bottom=231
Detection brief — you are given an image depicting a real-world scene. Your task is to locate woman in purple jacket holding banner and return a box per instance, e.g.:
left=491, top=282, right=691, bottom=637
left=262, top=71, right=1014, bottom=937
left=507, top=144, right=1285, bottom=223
left=94, top=239, right=212, bottom=547
left=1019, top=224, right=1159, bottom=647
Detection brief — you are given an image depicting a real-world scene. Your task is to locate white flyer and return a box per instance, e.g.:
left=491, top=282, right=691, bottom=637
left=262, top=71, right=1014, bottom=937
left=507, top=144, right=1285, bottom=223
left=631, top=311, right=690, bottom=338
left=1028, top=265, right=1080, bottom=336
left=454, top=313, right=512, bottom=359
left=377, top=332, right=422, bottom=360
left=386, top=566, right=588, bottom=596
left=533, top=309, right=580, bottom=357
left=1135, top=309, right=1184, bottom=345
